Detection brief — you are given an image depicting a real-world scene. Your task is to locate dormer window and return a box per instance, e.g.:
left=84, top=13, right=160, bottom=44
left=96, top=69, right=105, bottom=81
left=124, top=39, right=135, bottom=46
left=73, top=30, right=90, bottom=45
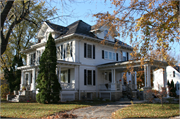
left=104, top=30, right=109, bottom=40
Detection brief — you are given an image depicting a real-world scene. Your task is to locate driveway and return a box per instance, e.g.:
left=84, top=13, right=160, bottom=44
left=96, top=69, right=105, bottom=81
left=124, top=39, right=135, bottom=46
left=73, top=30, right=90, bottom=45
left=66, top=101, right=135, bottom=119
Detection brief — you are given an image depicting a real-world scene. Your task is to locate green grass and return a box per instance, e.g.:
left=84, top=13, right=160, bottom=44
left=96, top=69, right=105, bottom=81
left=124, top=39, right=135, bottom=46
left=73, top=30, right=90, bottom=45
left=112, top=103, right=180, bottom=118
left=0, top=101, right=102, bottom=118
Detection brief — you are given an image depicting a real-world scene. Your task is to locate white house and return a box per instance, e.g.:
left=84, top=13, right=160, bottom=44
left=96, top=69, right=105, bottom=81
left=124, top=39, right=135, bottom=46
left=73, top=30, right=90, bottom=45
left=153, top=66, right=180, bottom=95
left=17, top=20, right=169, bottom=102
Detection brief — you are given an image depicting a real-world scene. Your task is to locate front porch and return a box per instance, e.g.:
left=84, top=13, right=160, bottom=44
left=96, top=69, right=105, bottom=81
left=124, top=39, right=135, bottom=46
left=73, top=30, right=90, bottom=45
left=97, top=60, right=168, bottom=101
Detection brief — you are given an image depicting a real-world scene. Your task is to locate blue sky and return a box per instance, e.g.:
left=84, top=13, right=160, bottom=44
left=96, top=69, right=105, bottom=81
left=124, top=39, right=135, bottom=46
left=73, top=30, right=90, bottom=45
left=47, top=0, right=180, bottom=64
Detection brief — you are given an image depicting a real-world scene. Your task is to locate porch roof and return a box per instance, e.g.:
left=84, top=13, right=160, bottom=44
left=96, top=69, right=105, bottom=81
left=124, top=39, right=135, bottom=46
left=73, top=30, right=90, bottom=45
left=97, top=59, right=168, bottom=72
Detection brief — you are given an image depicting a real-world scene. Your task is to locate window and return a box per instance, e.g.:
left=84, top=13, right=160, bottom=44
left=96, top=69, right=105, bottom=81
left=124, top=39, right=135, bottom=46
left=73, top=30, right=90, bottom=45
left=123, top=52, right=126, bottom=61
left=84, top=43, right=95, bottom=59
left=26, top=74, right=28, bottom=85
left=105, top=51, right=108, bottom=59
left=61, top=70, right=70, bottom=83
left=87, top=70, right=92, bottom=85
left=103, top=50, right=116, bottom=60
left=30, top=53, right=36, bottom=65
left=84, top=69, right=96, bottom=85
left=87, top=44, right=92, bottom=58
left=109, top=52, right=112, bottom=60
left=113, top=53, right=116, bottom=60
left=104, top=30, right=109, bottom=40
left=57, top=46, right=61, bottom=59
left=173, top=71, right=175, bottom=77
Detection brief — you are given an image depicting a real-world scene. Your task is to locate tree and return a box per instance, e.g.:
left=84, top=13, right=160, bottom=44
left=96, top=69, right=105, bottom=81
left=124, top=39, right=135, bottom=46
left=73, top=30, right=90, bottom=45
left=169, top=80, right=176, bottom=97
left=0, top=0, right=56, bottom=92
left=93, top=0, right=179, bottom=64
left=0, top=75, right=9, bottom=99
left=1, top=0, right=30, bottom=55
left=36, top=33, right=61, bottom=104
left=0, top=0, right=74, bottom=55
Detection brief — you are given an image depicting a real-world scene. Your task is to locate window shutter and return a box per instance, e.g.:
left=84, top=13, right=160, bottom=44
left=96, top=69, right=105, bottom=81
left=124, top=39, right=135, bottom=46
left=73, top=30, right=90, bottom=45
left=70, top=42, right=72, bottom=57
left=93, top=45, right=95, bottom=59
left=109, top=72, right=112, bottom=82
left=68, top=69, right=70, bottom=83
left=84, top=69, right=87, bottom=85
left=127, top=52, right=129, bottom=61
left=64, top=44, right=65, bottom=59
left=61, top=45, right=63, bottom=59
left=84, top=43, right=87, bottom=58
left=102, top=50, right=104, bottom=59
left=93, top=70, right=95, bottom=85
left=116, top=53, right=118, bottom=61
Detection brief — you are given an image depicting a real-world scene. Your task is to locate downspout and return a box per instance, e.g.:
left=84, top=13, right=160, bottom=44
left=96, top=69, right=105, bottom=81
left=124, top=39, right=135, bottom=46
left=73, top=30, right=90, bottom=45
left=78, top=36, right=85, bottom=100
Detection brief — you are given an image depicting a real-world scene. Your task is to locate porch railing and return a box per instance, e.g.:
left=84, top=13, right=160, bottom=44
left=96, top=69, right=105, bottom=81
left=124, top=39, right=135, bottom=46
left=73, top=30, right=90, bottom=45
left=99, top=83, right=111, bottom=91
left=116, top=83, right=120, bottom=90
left=61, top=83, right=75, bottom=90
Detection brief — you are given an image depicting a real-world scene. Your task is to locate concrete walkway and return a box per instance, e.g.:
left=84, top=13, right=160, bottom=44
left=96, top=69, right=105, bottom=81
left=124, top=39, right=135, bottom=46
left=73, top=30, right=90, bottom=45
left=66, top=101, right=143, bottom=119
left=65, top=101, right=179, bottom=119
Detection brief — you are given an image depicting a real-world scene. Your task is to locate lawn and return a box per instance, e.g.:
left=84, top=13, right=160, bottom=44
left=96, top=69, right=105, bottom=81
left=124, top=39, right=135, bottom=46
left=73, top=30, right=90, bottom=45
left=112, top=103, right=180, bottom=118
left=0, top=101, right=100, bottom=118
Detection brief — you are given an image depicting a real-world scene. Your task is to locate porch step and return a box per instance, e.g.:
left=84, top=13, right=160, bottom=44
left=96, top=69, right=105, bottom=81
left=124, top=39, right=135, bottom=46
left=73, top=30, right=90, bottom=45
left=9, top=95, right=19, bottom=102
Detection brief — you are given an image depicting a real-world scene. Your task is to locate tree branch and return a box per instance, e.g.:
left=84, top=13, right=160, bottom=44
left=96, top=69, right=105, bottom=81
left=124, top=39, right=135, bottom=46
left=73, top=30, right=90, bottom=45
left=0, top=0, right=14, bottom=27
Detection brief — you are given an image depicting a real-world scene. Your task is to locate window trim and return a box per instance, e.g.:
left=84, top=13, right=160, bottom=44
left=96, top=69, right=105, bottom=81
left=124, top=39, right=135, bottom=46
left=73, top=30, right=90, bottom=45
left=103, top=50, right=116, bottom=61
left=84, top=43, right=95, bottom=59
left=84, top=69, right=96, bottom=86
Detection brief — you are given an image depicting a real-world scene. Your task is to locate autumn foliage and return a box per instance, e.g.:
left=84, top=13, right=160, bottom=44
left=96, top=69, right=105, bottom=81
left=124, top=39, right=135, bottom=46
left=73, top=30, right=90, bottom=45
left=94, top=0, right=179, bottom=64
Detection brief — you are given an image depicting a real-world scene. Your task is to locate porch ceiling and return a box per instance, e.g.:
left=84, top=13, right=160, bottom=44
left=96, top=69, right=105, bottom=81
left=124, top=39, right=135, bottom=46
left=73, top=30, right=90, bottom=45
left=97, top=59, right=168, bottom=72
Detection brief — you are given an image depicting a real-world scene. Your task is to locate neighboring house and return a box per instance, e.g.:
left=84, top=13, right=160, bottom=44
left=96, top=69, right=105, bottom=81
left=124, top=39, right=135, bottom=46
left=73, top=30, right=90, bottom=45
left=153, top=65, right=180, bottom=95
left=17, top=20, right=139, bottom=101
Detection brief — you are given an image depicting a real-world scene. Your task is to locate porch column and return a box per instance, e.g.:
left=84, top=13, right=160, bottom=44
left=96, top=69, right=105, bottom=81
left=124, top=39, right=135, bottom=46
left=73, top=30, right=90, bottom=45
left=74, top=66, right=78, bottom=91
left=163, top=67, right=167, bottom=88
left=58, top=66, right=61, bottom=83
left=113, top=69, right=116, bottom=83
left=135, top=71, right=137, bottom=89
left=111, top=69, right=116, bottom=90
left=31, top=68, right=36, bottom=91
left=28, top=72, right=31, bottom=85
left=20, top=71, right=24, bottom=90
left=121, top=72, right=124, bottom=84
left=147, top=65, right=151, bottom=87
left=144, top=65, right=147, bottom=87
left=111, top=69, right=114, bottom=83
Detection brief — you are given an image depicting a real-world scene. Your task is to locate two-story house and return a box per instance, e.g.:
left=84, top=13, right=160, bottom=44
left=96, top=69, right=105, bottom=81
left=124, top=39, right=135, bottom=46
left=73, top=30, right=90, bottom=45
left=153, top=65, right=180, bottom=95
left=17, top=20, right=139, bottom=102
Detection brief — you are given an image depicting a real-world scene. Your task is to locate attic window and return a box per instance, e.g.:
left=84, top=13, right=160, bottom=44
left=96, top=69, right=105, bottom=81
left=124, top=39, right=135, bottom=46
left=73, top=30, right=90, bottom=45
left=104, top=30, right=109, bottom=40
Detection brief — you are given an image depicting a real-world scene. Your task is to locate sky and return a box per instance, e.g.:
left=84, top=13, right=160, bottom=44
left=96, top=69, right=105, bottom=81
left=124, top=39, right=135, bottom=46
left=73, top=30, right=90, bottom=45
left=46, top=0, right=180, bottom=65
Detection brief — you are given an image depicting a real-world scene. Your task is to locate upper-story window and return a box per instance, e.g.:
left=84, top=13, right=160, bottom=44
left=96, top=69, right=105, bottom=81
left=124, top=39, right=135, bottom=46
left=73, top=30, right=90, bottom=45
left=109, top=52, right=112, bottom=60
left=104, top=30, right=109, bottom=40
left=29, top=53, right=36, bottom=65
left=102, top=50, right=117, bottom=61
left=84, top=43, right=95, bottom=59
left=123, top=52, right=127, bottom=61
left=57, top=42, right=73, bottom=60
left=173, top=71, right=175, bottom=77
left=87, top=44, right=92, bottom=58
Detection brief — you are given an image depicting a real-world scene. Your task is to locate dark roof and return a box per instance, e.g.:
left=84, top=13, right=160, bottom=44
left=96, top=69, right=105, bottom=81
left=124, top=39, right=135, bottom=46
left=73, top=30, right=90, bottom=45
left=174, top=66, right=180, bottom=72
left=97, top=61, right=127, bottom=67
left=45, top=21, right=68, bottom=33
left=45, top=20, right=132, bottom=49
